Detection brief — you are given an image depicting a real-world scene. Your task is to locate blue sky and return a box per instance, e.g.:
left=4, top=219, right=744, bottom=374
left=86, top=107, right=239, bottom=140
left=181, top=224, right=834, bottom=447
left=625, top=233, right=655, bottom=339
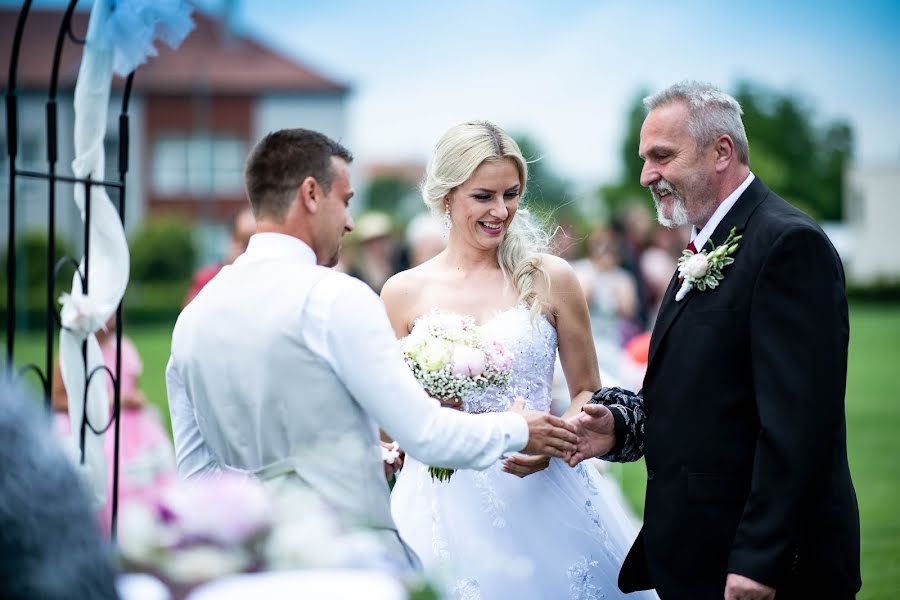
left=8, top=0, right=900, bottom=185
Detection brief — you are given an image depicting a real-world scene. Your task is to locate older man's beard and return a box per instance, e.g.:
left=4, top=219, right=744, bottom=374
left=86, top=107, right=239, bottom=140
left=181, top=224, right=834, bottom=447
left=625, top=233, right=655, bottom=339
left=651, top=179, right=690, bottom=228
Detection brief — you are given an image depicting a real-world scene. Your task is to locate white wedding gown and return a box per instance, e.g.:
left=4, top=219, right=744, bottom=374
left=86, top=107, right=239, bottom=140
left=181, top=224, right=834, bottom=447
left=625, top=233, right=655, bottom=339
left=391, top=305, right=658, bottom=600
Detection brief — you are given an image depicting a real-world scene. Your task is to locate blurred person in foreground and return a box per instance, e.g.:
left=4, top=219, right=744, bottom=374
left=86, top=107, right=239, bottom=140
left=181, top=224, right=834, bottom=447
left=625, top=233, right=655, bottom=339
left=0, top=380, right=119, bottom=600
left=165, top=128, right=579, bottom=573
left=183, top=206, right=256, bottom=306
left=383, top=121, right=657, bottom=599
left=570, top=81, right=860, bottom=599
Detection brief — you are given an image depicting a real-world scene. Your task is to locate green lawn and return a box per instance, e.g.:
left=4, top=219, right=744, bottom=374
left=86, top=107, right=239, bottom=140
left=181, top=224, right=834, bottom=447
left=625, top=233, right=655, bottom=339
left=7, top=303, right=900, bottom=596
left=9, top=320, right=177, bottom=434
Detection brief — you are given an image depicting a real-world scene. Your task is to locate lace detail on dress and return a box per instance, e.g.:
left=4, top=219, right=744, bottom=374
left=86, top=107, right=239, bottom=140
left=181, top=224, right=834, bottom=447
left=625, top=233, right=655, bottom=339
left=473, top=469, right=507, bottom=528
left=455, top=304, right=558, bottom=415
left=431, top=498, right=450, bottom=560
left=584, top=499, right=625, bottom=565
left=451, top=578, right=482, bottom=600
left=567, top=556, right=605, bottom=599
left=576, top=463, right=601, bottom=495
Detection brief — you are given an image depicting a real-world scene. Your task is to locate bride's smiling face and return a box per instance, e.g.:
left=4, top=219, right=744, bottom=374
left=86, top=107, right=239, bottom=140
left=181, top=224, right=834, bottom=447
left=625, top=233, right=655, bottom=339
left=447, top=158, right=522, bottom=250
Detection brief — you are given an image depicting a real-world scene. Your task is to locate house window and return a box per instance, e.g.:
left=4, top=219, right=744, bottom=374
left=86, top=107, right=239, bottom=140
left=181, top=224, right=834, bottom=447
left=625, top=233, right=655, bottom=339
left=152, top=134, right=245, bottom=197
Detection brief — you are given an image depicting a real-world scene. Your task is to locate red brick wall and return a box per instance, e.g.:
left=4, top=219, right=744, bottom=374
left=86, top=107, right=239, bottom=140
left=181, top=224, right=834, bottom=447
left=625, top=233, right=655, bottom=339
left=143, top=94, right=253, bottom=220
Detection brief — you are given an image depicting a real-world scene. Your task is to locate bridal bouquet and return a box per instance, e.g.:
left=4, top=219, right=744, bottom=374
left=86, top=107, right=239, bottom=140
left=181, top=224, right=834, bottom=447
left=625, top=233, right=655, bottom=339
left=401, top=311, right=514, bottom=481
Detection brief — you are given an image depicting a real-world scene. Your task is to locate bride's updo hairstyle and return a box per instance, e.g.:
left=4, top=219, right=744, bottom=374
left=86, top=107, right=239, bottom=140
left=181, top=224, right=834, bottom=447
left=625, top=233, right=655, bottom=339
left=423, top=121, right=550, bottom=317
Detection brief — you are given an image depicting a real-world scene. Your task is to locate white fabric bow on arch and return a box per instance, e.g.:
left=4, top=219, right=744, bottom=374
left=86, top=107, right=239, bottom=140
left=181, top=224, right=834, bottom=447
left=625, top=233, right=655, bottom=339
left=58, top=0, right=193, bottom=509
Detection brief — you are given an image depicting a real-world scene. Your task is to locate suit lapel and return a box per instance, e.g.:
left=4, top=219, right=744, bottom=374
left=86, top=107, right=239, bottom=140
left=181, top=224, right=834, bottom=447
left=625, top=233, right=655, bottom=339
left=646, top=177, right=771, bottom=367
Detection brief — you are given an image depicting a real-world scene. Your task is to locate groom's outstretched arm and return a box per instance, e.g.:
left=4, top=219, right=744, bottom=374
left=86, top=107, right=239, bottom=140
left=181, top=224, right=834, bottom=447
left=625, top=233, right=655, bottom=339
left=312, top=276, right=577, bottom=469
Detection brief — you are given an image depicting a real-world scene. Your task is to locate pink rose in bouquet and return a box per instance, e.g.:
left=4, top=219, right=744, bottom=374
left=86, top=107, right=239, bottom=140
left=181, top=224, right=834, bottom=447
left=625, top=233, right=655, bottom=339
left=451, top=345, right=487, bottom=377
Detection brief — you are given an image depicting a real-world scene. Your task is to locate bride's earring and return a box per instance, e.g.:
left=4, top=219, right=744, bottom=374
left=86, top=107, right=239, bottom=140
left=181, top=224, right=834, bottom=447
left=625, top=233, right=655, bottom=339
left=443, top=202, right=452, bottom=231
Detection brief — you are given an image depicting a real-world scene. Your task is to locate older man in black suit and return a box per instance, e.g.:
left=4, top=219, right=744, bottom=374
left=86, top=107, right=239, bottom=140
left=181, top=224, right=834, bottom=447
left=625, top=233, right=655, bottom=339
left=570, top=81, right=860, bottom=600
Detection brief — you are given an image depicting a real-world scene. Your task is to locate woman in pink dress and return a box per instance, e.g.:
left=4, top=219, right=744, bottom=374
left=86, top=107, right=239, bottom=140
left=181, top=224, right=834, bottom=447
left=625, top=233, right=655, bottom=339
left=51, top=316, right=175, bottom=531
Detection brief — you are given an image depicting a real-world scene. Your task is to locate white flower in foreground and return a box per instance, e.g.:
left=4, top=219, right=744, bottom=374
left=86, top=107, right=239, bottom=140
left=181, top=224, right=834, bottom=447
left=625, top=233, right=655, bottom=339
left=118, top=503, right=163, bottom=564
left=161, top=546, right=251, bottom=584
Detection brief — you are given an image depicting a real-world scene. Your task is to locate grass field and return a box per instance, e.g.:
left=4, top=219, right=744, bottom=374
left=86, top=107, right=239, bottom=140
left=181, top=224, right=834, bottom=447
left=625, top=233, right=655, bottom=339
left=8, top=303, right=900, bottom=596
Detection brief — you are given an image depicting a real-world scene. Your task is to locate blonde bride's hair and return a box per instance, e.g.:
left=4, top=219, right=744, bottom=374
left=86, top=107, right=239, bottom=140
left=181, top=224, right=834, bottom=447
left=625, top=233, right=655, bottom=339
left=422, top=121, right=550, bottom=317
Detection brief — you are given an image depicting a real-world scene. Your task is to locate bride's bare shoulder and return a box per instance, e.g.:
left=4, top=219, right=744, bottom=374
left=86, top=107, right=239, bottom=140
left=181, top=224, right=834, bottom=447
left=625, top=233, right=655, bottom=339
left=382, top=257, right=446, bottom=309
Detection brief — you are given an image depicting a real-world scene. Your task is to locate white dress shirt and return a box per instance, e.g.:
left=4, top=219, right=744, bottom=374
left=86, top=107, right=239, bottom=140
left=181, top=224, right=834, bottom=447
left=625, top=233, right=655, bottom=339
left=691, top=172, right=755, bottom=250
left=167, top=233, right=529, bottom=479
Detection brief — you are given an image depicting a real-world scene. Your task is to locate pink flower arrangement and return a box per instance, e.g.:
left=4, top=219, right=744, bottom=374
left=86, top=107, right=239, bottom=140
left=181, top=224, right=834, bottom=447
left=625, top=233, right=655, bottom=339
left=118, top=473, right=393, bottom=595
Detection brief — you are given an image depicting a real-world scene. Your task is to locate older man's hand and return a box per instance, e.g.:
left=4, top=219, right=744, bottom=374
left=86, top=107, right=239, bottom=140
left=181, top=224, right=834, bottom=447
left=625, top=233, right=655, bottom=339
left=566, top=403, right=616, bottom=467
left=724, top=573, right=775, bottom=600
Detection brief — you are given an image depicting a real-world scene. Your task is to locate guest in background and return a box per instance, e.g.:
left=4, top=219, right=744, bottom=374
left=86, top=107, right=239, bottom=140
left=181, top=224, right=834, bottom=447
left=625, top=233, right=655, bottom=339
left=404, top=211, right=446, bottom=268
left=574, top=226, right=641, bottom=347
left=183, top=207, right=256, bottom=306
left=347, top=211, right=400, bottom=293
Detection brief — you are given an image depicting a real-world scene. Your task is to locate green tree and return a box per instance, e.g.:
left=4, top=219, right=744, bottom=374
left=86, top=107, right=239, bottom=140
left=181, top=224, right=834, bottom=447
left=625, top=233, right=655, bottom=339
left=598, top=88, right=654, bottom=215
left=364, top=175, right=417, bottom=218
left=130, top=217, right=196, bottom=283
left=513, top=134, right=581, bottom=223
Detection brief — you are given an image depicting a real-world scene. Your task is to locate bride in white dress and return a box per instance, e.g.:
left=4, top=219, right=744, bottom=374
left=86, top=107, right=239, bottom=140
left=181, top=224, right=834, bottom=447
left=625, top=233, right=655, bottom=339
left=382, top=121, right=657, bottom=600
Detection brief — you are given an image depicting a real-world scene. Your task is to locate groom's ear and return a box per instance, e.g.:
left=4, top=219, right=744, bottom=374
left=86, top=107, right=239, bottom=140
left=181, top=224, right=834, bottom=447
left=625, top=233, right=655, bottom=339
left=298, top=176, right=320, bottom=214
left=713, top=134, right=736, bottom=173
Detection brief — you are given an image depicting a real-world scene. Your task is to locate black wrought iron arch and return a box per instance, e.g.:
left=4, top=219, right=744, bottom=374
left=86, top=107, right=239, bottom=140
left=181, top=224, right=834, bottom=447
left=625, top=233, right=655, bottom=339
left=5, top=0, right=136, bottom=539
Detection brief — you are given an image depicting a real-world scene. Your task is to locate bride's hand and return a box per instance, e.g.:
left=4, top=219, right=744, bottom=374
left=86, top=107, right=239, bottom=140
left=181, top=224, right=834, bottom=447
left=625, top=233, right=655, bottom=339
left=502, top=454, right=550, bottom=478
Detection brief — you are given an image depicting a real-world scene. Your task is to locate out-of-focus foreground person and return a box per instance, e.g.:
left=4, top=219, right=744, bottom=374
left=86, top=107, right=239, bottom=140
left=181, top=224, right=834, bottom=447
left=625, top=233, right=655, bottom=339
left=0, top=380, right=119, bottom=600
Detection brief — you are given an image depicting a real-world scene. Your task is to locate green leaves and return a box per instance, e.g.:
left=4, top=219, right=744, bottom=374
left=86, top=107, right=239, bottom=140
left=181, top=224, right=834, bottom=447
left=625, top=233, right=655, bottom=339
left=426, top=466, right=455, bottom=482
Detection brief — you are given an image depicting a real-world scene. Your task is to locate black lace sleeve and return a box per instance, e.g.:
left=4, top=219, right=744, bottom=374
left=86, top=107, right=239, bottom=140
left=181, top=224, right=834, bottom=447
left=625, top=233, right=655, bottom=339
left=587, top=386, right=646, bottom=463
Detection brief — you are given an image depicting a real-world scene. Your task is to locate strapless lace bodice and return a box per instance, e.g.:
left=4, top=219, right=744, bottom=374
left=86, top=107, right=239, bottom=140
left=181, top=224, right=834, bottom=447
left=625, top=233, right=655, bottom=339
left=419, top=304, right=558, bottom=415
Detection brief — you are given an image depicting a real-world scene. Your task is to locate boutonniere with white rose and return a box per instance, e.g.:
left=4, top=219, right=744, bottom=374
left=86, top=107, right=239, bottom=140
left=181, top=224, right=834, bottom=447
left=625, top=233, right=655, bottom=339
left=675, top=227, right=742, bottom=301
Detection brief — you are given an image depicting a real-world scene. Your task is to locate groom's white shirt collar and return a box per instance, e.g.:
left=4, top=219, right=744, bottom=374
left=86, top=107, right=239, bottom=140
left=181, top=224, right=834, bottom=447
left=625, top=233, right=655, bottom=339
left=691, top=172, right=755, bottom=251
left=238, top=232, right=317, bottom=265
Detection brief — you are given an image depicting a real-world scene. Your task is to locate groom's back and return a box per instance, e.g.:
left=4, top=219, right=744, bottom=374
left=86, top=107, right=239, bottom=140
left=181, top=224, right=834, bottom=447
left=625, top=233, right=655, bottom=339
left=172, top=253, right=377, bottom=463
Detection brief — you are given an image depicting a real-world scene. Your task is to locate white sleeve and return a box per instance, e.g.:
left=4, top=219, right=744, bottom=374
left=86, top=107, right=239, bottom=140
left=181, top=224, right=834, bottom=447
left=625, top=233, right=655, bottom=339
left=165, top=355, right=221, bottom=479
left=304, top=275, right=528, bottom=469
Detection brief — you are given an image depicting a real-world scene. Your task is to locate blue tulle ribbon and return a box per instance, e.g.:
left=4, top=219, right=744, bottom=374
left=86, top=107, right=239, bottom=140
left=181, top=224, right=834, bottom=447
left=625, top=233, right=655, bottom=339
left=102, top=0, right=195, bottom=76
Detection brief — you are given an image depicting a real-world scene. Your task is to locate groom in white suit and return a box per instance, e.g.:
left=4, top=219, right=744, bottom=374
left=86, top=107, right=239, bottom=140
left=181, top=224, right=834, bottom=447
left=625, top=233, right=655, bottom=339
left=166, top=128, right=579, bottom=570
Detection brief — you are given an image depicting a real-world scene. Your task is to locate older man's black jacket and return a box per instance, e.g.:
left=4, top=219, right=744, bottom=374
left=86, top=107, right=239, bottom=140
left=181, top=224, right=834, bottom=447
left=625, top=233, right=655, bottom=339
left=594, top=177, right=861, bottom=599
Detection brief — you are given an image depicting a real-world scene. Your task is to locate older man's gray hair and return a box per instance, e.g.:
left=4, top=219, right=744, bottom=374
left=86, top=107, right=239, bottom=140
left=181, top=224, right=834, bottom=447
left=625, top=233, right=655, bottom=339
left=644, top=81, right=750, bottom=165
left=0, top=381, right=119, bottom=600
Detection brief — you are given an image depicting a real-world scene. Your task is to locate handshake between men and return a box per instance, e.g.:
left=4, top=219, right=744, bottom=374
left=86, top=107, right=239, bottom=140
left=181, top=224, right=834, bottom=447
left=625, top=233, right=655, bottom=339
left=472, top=397, right=617, bottom=465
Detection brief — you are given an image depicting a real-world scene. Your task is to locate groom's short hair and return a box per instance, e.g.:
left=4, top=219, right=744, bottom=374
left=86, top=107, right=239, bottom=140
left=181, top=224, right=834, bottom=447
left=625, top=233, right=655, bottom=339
left=644, top=81, right=750, bottom=166
left=244, top=128, right=353, bottom=222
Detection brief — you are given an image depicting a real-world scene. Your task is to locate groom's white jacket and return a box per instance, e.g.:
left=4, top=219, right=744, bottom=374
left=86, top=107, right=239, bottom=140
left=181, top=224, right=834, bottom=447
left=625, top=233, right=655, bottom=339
left=166, top=233, right=527, bottom=562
